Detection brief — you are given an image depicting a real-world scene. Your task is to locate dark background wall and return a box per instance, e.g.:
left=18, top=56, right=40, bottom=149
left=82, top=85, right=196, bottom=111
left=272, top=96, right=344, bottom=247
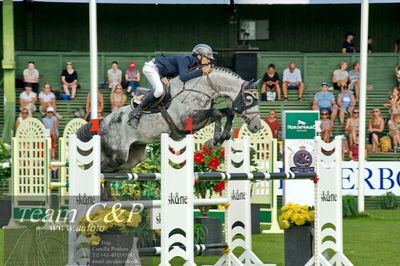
left=5, top=2, right=399, bottom=53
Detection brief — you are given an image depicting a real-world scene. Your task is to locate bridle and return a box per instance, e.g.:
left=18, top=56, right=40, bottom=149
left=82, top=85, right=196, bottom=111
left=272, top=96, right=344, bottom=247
left=231, top=83, right=260, bottom=124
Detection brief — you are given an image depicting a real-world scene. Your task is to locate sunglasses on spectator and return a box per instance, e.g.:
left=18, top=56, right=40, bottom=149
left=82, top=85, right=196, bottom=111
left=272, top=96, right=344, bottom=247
left=321, top=113, right=328, bottom=115
left=353, top=112, right=359, bottom=114
left=47, top=111, right=53, bottom=113
left=66, top=63, right=72, bottom=65
left=373, top=110, right=380, bottom=113
left=22, top=112, right=29, bottom=114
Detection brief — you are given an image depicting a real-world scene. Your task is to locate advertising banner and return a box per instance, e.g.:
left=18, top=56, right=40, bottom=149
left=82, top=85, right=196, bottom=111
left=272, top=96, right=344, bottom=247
left=275, top=161, right=400, bottom=197
left=282, top=111, right=319, bottom=206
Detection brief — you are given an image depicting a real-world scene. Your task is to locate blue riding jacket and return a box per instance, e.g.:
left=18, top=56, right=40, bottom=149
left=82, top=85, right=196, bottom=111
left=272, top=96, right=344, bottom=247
left=154, top=54, right=203, bottom=82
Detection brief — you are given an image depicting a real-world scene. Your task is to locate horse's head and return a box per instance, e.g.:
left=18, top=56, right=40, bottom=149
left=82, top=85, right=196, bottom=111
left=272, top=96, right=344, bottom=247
left=202, top=67, right=262, bottom=133
left=231, top=79, right=262, bottom=133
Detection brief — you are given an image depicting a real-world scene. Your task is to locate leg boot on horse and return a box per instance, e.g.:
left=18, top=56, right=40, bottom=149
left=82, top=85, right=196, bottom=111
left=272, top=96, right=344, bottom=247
left=128, top=90, right=157, bottom=128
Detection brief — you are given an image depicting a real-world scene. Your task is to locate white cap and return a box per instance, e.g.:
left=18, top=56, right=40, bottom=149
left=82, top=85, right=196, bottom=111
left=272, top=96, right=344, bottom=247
left=47, top=107, right=55, bottom=113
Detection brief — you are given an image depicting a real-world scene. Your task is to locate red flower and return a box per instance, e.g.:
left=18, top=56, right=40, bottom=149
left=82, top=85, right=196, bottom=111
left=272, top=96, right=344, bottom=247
left=202, top=144, right=213, bottom=155
left=194, top=179, right=199, bottom=183
left=194, top=152, right=205, bottom=164
left=208, top=157, right=220, bottom=170
left=214, top=181, right=225, bottom=192
left=220, top=148, right=225, bottom=158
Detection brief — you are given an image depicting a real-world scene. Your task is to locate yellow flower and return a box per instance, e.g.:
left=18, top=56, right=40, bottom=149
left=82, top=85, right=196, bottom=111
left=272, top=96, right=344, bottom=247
left=281, top=220, right=290, bottom=229
left=294, top=218, right=305, bottom=226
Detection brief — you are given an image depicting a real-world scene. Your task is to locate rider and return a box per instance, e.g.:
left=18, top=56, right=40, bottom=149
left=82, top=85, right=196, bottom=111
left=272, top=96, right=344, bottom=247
left=128, top=44, right=214, bottom=128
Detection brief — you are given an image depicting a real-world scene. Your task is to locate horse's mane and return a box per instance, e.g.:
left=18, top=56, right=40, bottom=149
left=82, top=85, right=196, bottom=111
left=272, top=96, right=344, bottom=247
left=212, top=67, right=242, bottom=80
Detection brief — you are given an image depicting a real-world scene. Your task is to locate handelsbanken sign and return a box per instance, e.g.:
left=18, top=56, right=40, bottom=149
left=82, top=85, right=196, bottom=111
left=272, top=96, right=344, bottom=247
left=276, top=161, right=400, bottom=196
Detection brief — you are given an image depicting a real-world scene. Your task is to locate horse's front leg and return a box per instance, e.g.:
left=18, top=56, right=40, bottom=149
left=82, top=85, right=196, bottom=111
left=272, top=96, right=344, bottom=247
left=217, top=108, right=235, bottom=145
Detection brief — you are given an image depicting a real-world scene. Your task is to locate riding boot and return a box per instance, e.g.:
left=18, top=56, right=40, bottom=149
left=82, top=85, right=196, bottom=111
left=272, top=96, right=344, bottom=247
left=128, top=91, right=157, bottom=128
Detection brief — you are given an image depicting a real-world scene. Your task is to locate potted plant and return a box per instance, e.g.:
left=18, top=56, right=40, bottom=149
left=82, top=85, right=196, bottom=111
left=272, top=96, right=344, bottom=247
left=77, top=206, right=142, bottom=266
left=0, top=142, right=12, bottom=228
left=279, top=202, right=315, bottom=266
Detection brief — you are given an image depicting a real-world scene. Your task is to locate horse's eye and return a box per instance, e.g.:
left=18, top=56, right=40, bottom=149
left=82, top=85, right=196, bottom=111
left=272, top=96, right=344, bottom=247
left=246, top=95, right=253, bottom=103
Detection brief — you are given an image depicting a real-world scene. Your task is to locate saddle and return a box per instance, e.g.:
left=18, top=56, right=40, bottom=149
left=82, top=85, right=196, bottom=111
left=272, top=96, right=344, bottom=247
left=131, top=77, right=172, bottom=114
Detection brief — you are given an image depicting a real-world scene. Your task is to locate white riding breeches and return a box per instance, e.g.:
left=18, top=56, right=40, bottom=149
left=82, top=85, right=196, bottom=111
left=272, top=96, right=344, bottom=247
left=143, top=60, right=164, bottom=98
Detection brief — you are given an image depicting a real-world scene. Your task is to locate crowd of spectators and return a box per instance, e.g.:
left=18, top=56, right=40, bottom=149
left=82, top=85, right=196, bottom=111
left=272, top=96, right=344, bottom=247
left=16, top=60, right=141, bottom=157
left=258, top=33, right=400, bottom=155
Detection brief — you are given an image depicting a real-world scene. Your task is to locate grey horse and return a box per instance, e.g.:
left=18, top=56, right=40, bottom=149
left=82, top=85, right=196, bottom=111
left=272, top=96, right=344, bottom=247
left=77, top=67, right=262, bottom=172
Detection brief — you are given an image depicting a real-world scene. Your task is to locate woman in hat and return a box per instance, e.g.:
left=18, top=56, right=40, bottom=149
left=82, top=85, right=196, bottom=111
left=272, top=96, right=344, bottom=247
left=42, top=107, right=59, bottom=159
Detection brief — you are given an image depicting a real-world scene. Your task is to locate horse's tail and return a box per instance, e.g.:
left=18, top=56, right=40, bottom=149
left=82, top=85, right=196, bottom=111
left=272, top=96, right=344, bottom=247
left=76, top=122, right=98, bottom=142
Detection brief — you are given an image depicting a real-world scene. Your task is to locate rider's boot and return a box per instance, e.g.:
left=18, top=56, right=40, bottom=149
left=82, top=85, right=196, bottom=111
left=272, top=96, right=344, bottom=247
left=128, top=91, right=157, bottom=128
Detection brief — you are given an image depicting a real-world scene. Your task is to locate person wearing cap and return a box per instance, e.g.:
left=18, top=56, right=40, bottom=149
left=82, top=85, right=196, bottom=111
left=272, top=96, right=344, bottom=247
left=42, top=107, right=59, bottom=159
left=128, top=44, right=214, bottom=128
left=108, top=61, right=122, bottom=90
left=19, top=84, right=37, bottom=116
left=126, top=61, right=141, bottom=97
left=312, top=82, right=338, bottom=122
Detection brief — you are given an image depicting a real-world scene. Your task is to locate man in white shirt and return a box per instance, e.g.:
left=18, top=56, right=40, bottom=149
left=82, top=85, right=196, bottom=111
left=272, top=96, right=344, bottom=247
left=19, top=84, right=37, bottom=115
left=282, top=61, right=304, bottom=101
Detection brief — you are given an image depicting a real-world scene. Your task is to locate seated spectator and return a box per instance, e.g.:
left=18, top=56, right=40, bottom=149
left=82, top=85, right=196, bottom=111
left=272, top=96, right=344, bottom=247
left=332, top=62, right=349, bottom=91
left=368, top=108, right=385, bottom=153
left=261, top=64, right=281, bottom=101
left=38, top=83, right=61, bottom=118
left=384, top=87, right=400, bottom=115
left=61, top=60, right=78, bottom=101
left=337, top=86, right=356, bottom=127
left=85, top=91, right=104, bottom=120
left=345, top=107, right=359, bottom=146
left=19, top=84, right=37, bottom=115
left=110, top=85, right=127, bottom=112
left=108, top=61, right=122, bottom=90
left=348, top=62, right=360, bottom=101
left=15, top=108, right=30, bottom=129
left=395, top=64, right=400, bottom=89
left=342, top=32, right=356, bottom=53
left=42, top=107, right=59, bottom=160
left=282, top=61, right=304, bottom=101
left=349, top=143, right=359, bottom=161
left=388, top=114, right=400, bottom=151
left=263, top=109, right=279, bottom=139
left=98, top=108, right=105, bottom=119
left=320, top=110, right=333, bottom=143
left=368, top=36, right=373, bottom=53
left=312, top=82, right=338, bottom=122
left=23, top=61, right=40, bottom=93
left=394, top=39, right=400, bottom=53
left=125, top=61, right=140, bottom=97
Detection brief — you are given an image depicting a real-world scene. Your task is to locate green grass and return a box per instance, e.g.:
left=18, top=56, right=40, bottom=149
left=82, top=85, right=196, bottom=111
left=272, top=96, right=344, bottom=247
left=0, top=210, right=399, bottom=266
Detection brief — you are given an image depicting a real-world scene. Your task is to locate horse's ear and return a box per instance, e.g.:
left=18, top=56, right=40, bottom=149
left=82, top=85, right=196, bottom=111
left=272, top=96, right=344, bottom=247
left=250, top=79, right=261, bottom=90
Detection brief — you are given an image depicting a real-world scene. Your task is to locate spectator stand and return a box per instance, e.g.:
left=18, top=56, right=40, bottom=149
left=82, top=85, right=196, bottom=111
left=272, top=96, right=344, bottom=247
left=9, top=117, right=51, bottom=227
left=57, top=118, right=87, bottom=206
left=238, top=120, right=282, bottom=234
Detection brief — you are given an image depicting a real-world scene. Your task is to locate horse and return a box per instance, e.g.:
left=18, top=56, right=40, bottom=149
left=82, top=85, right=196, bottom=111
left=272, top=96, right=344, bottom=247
left=77, top=67, right=262, bottom=172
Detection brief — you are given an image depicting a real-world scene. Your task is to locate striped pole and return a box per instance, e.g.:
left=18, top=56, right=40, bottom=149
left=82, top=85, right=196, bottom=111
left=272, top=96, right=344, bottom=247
left=196, top=171, right=317, bottom=181
left=101, top=172, right=316, bottom=182
left=49, top=161, right=84, bottom=168
left=138, top=243, right=228, bottom=256
left=101, top=173, right=161, bottom=181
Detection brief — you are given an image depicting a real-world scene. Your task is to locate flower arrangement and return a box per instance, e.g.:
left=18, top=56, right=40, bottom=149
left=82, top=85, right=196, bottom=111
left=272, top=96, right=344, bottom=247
left=0, top=142, right=11, bottom=199
left=279, top=202, right=315, bottom=229
left=193, top=144, right=226, bottom=199
left=77, top=206, right=142, bottom=246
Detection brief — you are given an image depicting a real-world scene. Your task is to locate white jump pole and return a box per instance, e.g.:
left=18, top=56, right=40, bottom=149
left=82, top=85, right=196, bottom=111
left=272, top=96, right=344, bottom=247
left=358, top=0, right=369, bottom=213
left=89, top=0, right=98, bottom=120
